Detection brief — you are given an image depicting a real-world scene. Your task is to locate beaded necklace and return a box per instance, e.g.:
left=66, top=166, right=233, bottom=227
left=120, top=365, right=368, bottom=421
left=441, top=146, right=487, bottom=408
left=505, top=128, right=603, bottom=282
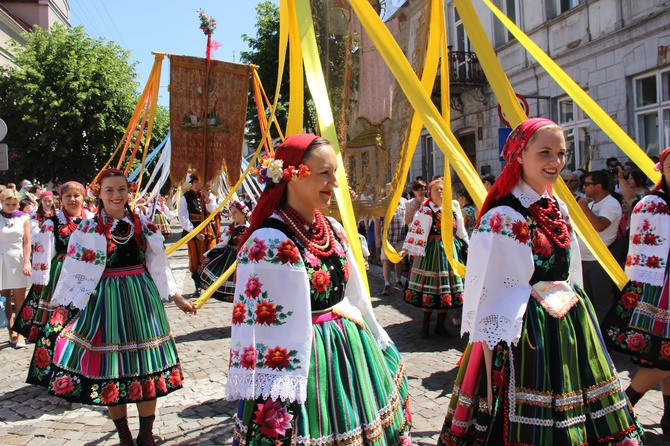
left=278, top=205, right=336, bottom=258
left=528, top=198, right=570, bottom=249
left=96, top=211, right=143, bottom=254
left=1, top=211, right=15, bottom=228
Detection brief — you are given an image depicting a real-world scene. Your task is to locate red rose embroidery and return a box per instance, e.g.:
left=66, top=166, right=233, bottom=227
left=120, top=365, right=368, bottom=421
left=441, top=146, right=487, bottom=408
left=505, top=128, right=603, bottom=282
left=489, top=213, right=504, bottom=234
left=311, top=270, right=331, bottom=293
left=232, top=302, right=246, bottom=325
left=50, top=307, right=68, bottom=326
left=147, top=223, right=158, bottom=233
left=100, top=382, right=119, bottom=404
left=660, top=342, right=670, bottom=361
left=168, top=369, right=182, bottom=387
left=33, top=243, right=44, bottom=253
left=156, top=375, right=168, bottom=393
left=422, top=294, right=431, bottom=306
left=81, top=249, right=97, bottom=263
left=21, top=305, right=34, bottom=322
left=142, top=378, right=156, bottom=398
left=657, top=203, right=670, bottom=214
left=248, top=238, right=268, bottom=262
left=52, top=376, right=75, bottom=395
left=643, top=233, right=658, bottom=245
left=646, top=202, right=656, bottom=212
left=620, top=291, right=639, bottom=310
left=34, top=347, right=51, bottom=369
left=255, top=300, right=278, bottom=325
left=626, top=333, right=647, bottom=352
left=244, top=276, right=263, bottom=299
left=28, top=326, right=39, bottom=342
left=617, top=332, right=626, bottom=345
left=276, top=239, right=300, bottom=264
left=128, top=381, right=143, bottom=401
left=642, top=219, right=651, bottom=231
left=625, top=255, right=633, bottom=267
left=264, top=346, right=291, bottom=370
left=531, top=230, right=552, bottom=257
left=240, top=345, right=257, bottom=370
left=645, top=256, right=661, bottom=268
left=492, top=369, right=504, bottom=389
left=343, top=261, right=350, bottom=281
left=511, top=220, right=530, bottom=244
left=631, top=233, right=642, bottom=245
left=58, top=226, right=71, bottom=238
left=441, top=294, right=452, bottom=307
left=252, top=399, right=294, bottom=439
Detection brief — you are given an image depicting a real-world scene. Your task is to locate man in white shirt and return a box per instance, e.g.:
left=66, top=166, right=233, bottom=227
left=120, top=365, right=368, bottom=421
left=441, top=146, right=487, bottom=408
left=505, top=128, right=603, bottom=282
left=577, top=170, right=622, bottom=320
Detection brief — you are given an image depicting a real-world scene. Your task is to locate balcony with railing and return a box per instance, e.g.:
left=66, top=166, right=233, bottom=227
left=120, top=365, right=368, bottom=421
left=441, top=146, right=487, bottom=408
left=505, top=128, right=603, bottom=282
left=432, top=48, right=487, bottom=108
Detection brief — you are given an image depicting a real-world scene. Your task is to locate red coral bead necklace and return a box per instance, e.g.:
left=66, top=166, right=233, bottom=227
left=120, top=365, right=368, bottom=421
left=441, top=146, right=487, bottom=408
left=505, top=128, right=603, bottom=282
left=528, top=198, right=570, bottom=249
left=278, top=205, right=335, bottom=258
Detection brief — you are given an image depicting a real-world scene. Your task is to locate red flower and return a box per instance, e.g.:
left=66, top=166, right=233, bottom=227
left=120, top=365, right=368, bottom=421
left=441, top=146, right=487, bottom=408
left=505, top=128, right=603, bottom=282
left=100, top=382, right=119, bottom=404
left=244, top=276, right=263, bottom=299
left=492, top=369, right=504, bottom=389
left=276, top=239, right=300, bottom=264
left=620, top=291, right=639, bottom=310
left=255, top=300, right=278, bottom=325
left=407, top=237, right=415, bottom=245
left=643, top=233, right=658, bottom=245
left=441, top=294, right=452, bottom=307
left=240, top=345, right=257, bottom=370
left=617, top=332, right=627, bottom=345
left=626, top=333, right=647, bottom=352
left=511, top=220, right=530, bottom=244
left=128, top=381, right=143, bottom=401
left=58, top=226, right=71, bottom=238
left=625, top=255, right=633, bottom=267
left=646, top=202, right=656, bottom=212
left=34, top=347, right=51, bottom=369
left=632, top=254, right=641, bottom=265
left=28, top=326, right=39, bottom=342
left=156, top=375, right=168, bottom=393
left=33, top=243, right=44, bottom=253
left=642, top=219, right=651, bottom=231
left=489, top=213, right=504, bottom=234
left=248, top=238, right=268, bottom=262
left=657, top=203, right=670, bottom=214
left=252, top=399, right=294, bottom=439
left=232, top=302, right=246, bottom=325
left=147, top=223, right=158, bottom=233
left=413, top=220, right=420, bottom=226
left=422, top=294, right=431, bottom=306
left=631, top=234, right=642, bottom=245
left=81, top=249, right=97, bottom=263
left=66, top=245, right=76, bottom=257
left=311, top=270, right=331, bottom=293
left=660, top=342, right=670, bottom=361
left=645, top=256, right=661, bottom=268
left=531, top=230, right=552, bottom=257
left=264, top=346, right=291, bottom=370
left=50, top=307, right=68, bottom=326
left=52, top=376, right=75, bottom=395
left=21, top=305, right=34, bottom=322
left=343, top=261, right=350, bottom=281
left=168, top=369, right=183, bottom=387
left=142, top=378, right=156, bottom=398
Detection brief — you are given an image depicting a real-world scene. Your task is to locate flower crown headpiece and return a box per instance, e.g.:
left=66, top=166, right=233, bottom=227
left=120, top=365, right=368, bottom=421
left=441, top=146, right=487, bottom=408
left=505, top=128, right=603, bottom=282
left=250, top=154, right=311, bottom=186
left=88, top=169, right=137, bottom=197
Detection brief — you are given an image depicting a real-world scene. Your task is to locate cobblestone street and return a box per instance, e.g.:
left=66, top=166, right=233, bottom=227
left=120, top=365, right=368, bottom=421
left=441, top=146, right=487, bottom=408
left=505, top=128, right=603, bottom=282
left=0, top=235, right=667, bottom=445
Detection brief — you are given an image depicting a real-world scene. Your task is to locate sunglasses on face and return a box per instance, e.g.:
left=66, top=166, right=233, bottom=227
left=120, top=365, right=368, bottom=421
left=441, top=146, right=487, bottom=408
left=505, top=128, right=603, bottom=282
left=583, top=181, right=596, bottom=186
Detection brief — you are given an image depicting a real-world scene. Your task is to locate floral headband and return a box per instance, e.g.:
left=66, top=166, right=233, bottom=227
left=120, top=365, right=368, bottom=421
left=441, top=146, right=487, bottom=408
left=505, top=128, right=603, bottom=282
left=250, top=154, right=311, bottom=186
left=230, top=200, right=251, bottom=216
left=655, top=147, right=670, bottom=172
left=88, top=168, right=138, bottom=197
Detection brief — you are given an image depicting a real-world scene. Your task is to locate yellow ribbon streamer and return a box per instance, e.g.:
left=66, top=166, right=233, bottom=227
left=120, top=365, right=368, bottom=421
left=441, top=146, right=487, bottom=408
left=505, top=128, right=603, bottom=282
left=194, top=261, right=237, bottom=309
left=286, top=0, right=304, bottom=135
left=294, top=0, right=369, bottom=292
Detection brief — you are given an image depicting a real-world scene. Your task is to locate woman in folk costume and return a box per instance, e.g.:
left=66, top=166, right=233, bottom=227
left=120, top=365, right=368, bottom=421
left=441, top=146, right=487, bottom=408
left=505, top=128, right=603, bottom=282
left=226, top=134, right=412, bottom=445
left=13, top=182, right=93, bottom=387
left=197, top=200, right=250, bottom=302
left=45, top=169, right=196, bottom=446
left=438, top=118, right=642, bottom=445
left=399, top=179, right=468, bottom=338
left=151, top=194, right=175, bottom=238
left=601, top=146, right=670, bottom=437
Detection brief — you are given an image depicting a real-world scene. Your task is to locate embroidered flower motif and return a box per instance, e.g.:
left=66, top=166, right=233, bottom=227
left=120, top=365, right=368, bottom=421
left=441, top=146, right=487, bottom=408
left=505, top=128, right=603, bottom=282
left=276, top=239, right=300, bottom=264
left=643, top=233, right=658, bottom=245
left=50, top=307, right=68, bottom=326
left=244, top=276, right=263, bottom=299
left=531, top=229, right=552, bottom=257
left=128, top=381, right=143, bottom=401
left=240, top=345, right=257, bottom=370
left=264, top=346, right=291, bottom=370
left=252, top=399, right=294, bottom=439
left=52, top=376, right=75, bottom=395
left=58, top=226, right=71, bottom=238
left=142, top=378, right=156, bottom=398
left=303, top=251, right=320, bottom=268
left=248, top=238, right=268, bottom=262
left=422, top=294, right=430, bottom=306
left=642, top=219, right=651, bottom=231
left=232, top=302, right=246, bottom=325
left=81, top=249, right=97, bottom=263
left=441, top=294, right=452, bottom=307
left=311, top=270, right=331, bottom=293
left=28, top=326, right=39, bottom=342
left=645, top=255, right=661, bottom=268
left=631, top=234, right=642, bottom=245
left=620, top=291, right=638, bottom=310
left=615, top=437, right=639, bottom=446
left=399, top=433, right=412, bottom=446
left=168, top=369, right=182, bottom=387
left=511, top=220, right=530, bottom=244
left=489, top=213, right=504, bottom=234
left=66, top=244, right=76, bottom=257
left=343, top=261, right=349, bottom=281
left=21, top=305, right=34, bottom=322
left=332, top=240, right=345, bottom=257
left=625, top=333, right=647, bottom=352
left=34, top=347, right=51, bottom=369
left=33, top=243, right=44, bottom=253
left=100, top=382, right=119, bottom=404
left=255, top=300, right=278, bottom=325
left=156, top=375, right=168, bottom=393
left=660, top=342, right=670, bottom=361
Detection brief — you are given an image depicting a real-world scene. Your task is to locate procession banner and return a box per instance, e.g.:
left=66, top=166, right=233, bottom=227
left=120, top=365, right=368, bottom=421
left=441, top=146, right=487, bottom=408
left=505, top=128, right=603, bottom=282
left=169, top=56, right=250, bottom=186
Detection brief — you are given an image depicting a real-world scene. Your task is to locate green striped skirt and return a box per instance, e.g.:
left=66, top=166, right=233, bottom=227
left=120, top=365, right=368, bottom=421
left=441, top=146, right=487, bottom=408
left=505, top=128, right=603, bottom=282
left=198, top=244, right=237, bottom=302
left=47, top=265, right=183, bottom=406
left=405, top=237, right=465, bottom=309
left=232, top=312, right=412, bottom=445
left=439, top=286, right=643, bottom=445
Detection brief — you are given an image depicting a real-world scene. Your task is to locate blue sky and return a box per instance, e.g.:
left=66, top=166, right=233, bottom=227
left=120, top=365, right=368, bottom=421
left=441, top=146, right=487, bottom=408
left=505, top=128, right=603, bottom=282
left=68, top=0, right=403, bottom=106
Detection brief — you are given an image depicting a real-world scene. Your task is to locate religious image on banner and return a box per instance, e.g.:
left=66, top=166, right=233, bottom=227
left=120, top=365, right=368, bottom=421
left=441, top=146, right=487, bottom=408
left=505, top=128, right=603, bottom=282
left=169, top=55, right=250, bottom=186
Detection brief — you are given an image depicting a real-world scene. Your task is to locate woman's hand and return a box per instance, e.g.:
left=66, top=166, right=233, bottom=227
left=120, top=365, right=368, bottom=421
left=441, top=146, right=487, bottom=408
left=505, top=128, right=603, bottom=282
left=398, top=249, right=407, bottom=259
left=172, top=293, right=197, bottom=315
left=22, top=261, right=31, bottom=276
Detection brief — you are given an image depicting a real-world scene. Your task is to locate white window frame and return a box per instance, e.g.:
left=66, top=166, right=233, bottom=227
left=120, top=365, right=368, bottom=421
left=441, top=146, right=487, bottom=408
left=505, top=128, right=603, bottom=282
left=557, top=97, right=591, bottom=171
left=557, top=0, right=585, bottom=14
left=633, top=68, right=670, bottom=157
left=499, top=0, right=521, bottom=43
left=453, top=7, right=472, bottom=53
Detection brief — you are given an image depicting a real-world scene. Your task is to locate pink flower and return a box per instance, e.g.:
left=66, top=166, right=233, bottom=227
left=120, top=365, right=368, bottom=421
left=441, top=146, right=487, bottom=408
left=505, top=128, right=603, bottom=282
left=49, top=307, right=68, bottom=326
left=304, top=251, right=320, bottom=268
left=422, top=294, right=431, bottom=306
left=66, top=244, right=76, bottom=257
left=244, top=276, right=263, bottom=299
left=128, top=381, right=143, bottom=401
left=248, top=238, right=268, bottom=262
left=625, top=333, right=647, bottom=352
left=489, top=213, right=504, bottom=233
left=252, top=399, right=294, bottom=438
left=240, top=345, right=257, bottom=370
left=616, top=438, right=638, bottom=446
left=52, top=376, right=75, bottom=395
left=332, top=240, right=345, bottom=257
left=399, top=434, right=412, bottom=445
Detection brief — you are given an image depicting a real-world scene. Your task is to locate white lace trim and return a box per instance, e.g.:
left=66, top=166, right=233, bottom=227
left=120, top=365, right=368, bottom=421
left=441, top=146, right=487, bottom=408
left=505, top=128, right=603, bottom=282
left=627, top=268, right=665, bottom=287
left=225, top=372, right=308, bottom=404
left=513, top=180, right=552, bottom=208
left=465, top=312, right=524, bottom=349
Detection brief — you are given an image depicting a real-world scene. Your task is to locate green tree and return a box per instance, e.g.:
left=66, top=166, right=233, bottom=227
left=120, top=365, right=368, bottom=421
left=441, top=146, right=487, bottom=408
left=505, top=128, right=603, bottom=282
left=0, top=24, right=148, bottom=184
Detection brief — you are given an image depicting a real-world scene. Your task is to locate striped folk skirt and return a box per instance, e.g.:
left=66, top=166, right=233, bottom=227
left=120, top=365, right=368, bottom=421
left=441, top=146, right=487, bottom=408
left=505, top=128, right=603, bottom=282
left=438, top=286, right=643, bottom=445
left=47, top=266, right=183, bottom=406
left=232, top=312, right=412, bottom=445
left=405, top=237, right=465, bottom=310
left=198, top=244, right=237, bottom=302
left=153, top=212, right=171, bottom=235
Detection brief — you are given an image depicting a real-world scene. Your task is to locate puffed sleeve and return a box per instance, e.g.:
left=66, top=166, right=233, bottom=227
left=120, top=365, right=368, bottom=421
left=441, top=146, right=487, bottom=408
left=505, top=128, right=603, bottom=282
left=460, top=206, right=535, bottom=348
left=31, top=218, right=56, bottom=285
left=453, top=200, right=469, bottom=244
left=142, top=215, right=178, bottom=300
left=50, top=219, right=107, bottom=309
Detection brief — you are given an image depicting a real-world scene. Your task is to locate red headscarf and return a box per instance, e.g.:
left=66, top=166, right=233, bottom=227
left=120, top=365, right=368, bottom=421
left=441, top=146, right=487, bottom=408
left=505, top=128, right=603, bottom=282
left=238, top=134, right=320, bottom=249
left=478, top=118, right=559, bottom=223
left=652, top=147, right=670, bottom=193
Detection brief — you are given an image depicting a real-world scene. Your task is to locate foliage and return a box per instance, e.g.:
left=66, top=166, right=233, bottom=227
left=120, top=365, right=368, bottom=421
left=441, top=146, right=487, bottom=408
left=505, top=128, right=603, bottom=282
left=0, top=24, right=142, bottom=184
left=198, top=9, right=217, bottom=36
